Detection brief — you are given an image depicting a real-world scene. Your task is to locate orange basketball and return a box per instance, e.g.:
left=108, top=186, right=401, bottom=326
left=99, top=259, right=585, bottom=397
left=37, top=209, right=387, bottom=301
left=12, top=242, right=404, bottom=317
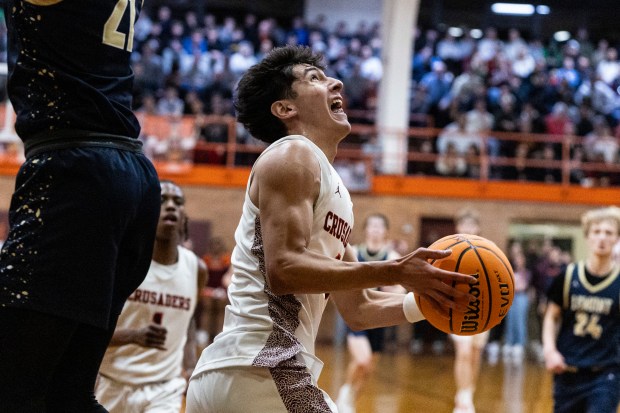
left=414, top=234, right=515, bottom=335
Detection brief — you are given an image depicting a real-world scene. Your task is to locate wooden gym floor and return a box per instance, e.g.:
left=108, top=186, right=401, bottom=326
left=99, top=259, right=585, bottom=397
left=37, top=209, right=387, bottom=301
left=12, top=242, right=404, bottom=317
left=181, top=341, right=619, bottom=412
left=315, top=343, right=554, bottom=413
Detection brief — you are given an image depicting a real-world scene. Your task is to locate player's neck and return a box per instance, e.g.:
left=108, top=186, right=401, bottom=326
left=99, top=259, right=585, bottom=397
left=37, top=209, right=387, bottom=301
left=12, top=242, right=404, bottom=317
left=586, top=254, right=615, bottom=276
left=152, top=240, right=179, bottom=265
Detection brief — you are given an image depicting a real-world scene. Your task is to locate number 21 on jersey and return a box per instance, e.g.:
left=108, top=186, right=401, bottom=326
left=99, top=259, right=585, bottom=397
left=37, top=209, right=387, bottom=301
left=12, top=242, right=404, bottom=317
left=103, top=0, right=144, bottom=52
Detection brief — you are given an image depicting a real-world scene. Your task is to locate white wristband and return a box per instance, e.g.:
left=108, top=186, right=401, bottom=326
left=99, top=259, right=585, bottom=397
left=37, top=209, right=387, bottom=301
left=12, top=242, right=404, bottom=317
left=403, top=292, right=425, bottom=323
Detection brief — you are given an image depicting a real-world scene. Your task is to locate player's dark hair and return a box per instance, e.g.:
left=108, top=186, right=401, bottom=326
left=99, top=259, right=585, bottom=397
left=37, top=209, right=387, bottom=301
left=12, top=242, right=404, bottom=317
left=234, top=45, right=326, bottom=143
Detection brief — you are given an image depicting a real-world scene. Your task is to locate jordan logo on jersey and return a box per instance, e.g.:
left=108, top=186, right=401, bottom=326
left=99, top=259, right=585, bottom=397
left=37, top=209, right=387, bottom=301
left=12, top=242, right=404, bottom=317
left=335, top=183, right=342, bottom=198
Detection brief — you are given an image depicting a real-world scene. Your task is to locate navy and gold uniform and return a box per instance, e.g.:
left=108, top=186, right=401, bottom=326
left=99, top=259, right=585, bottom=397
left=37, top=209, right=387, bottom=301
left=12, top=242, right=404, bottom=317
left=6, top=0, right=144, bottom=144
left=0, top=2, right=160, bottom=412
left=547, top=261, right=620, bottom=413
left=347, top=245, right=390, bottom=352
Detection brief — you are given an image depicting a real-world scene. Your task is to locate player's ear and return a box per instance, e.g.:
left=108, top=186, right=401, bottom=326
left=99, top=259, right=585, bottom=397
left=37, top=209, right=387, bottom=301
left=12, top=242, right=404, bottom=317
left=271, top=100, right=297, bottom=120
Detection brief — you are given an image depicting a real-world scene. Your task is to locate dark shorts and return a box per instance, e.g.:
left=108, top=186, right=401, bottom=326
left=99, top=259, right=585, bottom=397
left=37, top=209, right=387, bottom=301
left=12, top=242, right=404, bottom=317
left=0, top=145, right=160, bottom=329
left=348, top=327, right=386, bottom=353
left=553, top=367, right=620, bottom=413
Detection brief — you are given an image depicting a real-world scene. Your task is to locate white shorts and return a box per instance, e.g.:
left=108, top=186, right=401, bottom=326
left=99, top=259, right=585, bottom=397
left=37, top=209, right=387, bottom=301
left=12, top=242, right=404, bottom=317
left=450, top=330, right=490, bottom=348
left=96, top=375, right=186, bottom=413
left=186, top=366, right=338, bottom=413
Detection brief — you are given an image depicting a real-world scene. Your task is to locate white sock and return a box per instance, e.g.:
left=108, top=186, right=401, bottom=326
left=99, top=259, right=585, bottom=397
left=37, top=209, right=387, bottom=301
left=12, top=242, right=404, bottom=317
left=455, top=388, right=474, bottom=406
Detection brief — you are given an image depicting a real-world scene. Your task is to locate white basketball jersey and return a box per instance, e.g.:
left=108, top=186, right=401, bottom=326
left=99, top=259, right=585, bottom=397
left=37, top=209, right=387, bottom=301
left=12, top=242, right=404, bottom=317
left=100, top=246, right=199, bottom=385
left=192, top=135, right=354, bottom=380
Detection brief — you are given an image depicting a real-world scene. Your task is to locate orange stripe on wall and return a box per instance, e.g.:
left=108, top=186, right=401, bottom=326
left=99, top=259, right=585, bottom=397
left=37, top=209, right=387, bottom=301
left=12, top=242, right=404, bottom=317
left=1, top=160, right=619, bottom=206
left=373, top=175, right=620, bottom=205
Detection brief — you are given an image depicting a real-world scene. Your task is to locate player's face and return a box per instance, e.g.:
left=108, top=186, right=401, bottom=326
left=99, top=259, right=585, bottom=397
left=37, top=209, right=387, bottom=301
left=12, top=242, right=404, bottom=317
left=158, top=183, right=186, bottom=240
left=289, top=64, right=351, bottom=138
left=365, top=216, right=388, bottom=242
left=456, top=217, right=480, bottom=236
left=586, top=219, right=619, bottom=258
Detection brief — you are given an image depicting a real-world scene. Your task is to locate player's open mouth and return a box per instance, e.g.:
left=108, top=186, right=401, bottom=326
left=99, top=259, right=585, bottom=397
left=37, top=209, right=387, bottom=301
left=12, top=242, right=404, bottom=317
left=331, top=98, right=344, bottom=113
left=162, top=214, right=178, bottom=223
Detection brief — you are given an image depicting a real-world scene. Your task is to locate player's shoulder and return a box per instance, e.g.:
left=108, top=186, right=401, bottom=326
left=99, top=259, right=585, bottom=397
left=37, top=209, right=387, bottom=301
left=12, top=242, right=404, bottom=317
left=254, top=138, right=321, bottom=179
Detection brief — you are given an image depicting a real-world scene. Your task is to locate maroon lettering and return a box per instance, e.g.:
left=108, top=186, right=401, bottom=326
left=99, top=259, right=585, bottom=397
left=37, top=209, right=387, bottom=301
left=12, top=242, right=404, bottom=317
left=323, top=212, right=334, bottom=232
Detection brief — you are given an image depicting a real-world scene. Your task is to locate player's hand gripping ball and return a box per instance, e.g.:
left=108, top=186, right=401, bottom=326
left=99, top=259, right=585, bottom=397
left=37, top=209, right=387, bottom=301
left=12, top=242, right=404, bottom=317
left=415, top=234, right=514, bottom=335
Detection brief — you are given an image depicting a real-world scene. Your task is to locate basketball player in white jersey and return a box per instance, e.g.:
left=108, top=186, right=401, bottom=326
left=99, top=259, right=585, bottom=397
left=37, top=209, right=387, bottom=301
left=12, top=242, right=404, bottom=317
left=185, top=45, right=476, bottom=413
left=97, top=181, right=208, bottom=413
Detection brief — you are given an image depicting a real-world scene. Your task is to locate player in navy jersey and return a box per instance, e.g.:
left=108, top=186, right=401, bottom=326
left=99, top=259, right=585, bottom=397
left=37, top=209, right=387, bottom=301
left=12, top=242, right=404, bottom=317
left=336, top=213, right=404, bottom=413
left=0, top=1, right=160, bottom=412
left=543, top=206, right=620, bottom=413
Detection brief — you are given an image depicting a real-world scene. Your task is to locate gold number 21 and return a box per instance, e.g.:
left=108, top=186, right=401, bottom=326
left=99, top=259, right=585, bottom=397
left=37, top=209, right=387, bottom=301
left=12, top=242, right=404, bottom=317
left=103, top=0, right=143, bottom=51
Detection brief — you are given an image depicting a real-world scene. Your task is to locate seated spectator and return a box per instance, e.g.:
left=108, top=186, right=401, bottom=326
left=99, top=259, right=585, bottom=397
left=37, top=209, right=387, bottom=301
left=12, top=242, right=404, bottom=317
left=584, top=116, right=619, bottom=164
left=359, top=44, right=383, bottom=82
left=229, top=41, right=257, bottom=80
left=436, top=31, right=466, bottom=74
left=435, top=142, right=467, bottom=177
left=552, top=56, right=581, bottom=90
left=595, top=47, right=620, bottom=86
left=511, top=45, right=536, bottom=79
left=157, top=86, right=184, bottom=117
left=575, top=102, right=595, bottom=136
left=420, top=59, right=454, bottom=126
left=192, top=94, right=234, bottom=165
left=504, top=28, right=528, bottom=62
left=504, top=142, right=532, bottom=182
left=407, top=139, right=436, bottom=176
left=529, top=144, right=561, bottom=183
left=436, top=113, right=483, bottom=155
left=569, top=145, right=589, bottom=186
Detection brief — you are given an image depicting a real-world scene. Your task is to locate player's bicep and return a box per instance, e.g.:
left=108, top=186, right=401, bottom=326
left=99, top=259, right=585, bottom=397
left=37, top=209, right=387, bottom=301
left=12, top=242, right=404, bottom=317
left=256, top=151, right=320, bottom=281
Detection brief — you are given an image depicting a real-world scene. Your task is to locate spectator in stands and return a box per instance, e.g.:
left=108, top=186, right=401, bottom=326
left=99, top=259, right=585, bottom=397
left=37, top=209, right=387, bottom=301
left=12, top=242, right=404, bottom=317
left=229, top=41, right=257, bottom=80
left=584, top=115, right=619, bottom=164
left=544, top=102, right=574, bottom=136
left=596, top=46, right=620, bottom=86
left=134, top=40, right=165, bottom=96
left=552, top=56, right=581, bottom=91
left=157, top=86, right=185, bottom=118
left=436, top=113, right=483, bottom=155
left=359, top=45, right=383, bottom=82
left=407, top=139, right=436, bottom=176
left=504, top=141, right=532, bottom=181
left=530, top=144, right=561, bottom=183
left=476, top=27, right=502, bottom=64
left=437, top=32, right=465, bottom=74
left=493, top=93, right=520, bottom=160
left=504, top=28, right=528, bottom=62
left=518, top=102, right=545, bottom=135
left=420, top=60, right=454, bottom=126
left=575, top=102, right=595, bottom=136
left=435, top=142, right=467, bottom=177
left=511, top=45, right=537, bottom=80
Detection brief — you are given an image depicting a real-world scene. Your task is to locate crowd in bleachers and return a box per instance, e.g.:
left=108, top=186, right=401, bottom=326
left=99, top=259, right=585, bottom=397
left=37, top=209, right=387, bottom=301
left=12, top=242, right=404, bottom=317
left=1, top=6, right=620, bottom=185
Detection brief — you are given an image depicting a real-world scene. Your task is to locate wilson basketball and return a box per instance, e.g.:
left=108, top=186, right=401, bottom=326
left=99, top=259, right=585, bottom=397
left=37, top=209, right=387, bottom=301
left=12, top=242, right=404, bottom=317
left=415, top=234, right=515, bottom=336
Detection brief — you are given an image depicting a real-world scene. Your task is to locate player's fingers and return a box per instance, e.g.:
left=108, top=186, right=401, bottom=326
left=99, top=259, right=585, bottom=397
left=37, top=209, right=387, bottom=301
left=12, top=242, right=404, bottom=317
left=423, top=290, right=457, bottom=319
left=436, top=268, right=477, bottom=285
left=412, top=248, right=452, bottom=260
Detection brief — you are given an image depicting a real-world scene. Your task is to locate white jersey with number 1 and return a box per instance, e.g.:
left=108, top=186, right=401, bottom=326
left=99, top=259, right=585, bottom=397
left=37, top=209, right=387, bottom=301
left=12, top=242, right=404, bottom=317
left=100, top=245, right=199, bottom=384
